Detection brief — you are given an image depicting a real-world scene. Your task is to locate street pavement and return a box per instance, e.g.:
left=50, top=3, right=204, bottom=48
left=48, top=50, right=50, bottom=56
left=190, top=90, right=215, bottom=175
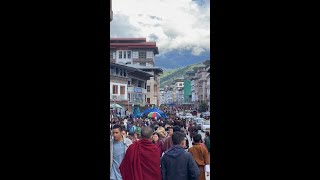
left=186, top=131, right=210, bottom=180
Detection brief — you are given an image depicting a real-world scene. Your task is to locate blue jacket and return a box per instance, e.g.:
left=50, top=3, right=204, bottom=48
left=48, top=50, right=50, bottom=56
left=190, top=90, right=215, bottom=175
left=161, top=145, right=200, bottom=180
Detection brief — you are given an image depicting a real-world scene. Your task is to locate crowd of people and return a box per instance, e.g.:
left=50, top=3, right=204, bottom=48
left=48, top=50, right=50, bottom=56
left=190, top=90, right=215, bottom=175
left=110, top=109, right=211, bottom=180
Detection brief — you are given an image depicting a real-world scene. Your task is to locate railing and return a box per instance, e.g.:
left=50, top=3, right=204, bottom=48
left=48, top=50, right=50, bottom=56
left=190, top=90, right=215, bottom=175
left=110, top=94, right=127, bottom=101
left=110, top=58, right=116, bottom=63
left=132, top=58, right=154, bottom=63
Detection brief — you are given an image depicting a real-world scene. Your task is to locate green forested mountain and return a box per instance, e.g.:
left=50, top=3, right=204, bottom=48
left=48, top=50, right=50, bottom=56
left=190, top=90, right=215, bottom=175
left=160, top=62, right=206, bottom=88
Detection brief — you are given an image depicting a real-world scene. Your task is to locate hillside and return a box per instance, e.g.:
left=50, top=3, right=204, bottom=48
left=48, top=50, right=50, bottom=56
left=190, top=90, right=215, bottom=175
left=160, top=62, right=206, bottom=88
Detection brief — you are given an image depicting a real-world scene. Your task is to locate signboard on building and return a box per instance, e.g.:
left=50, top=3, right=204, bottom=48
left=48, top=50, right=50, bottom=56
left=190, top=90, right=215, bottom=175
left=134, top=87, right=142, bottom=93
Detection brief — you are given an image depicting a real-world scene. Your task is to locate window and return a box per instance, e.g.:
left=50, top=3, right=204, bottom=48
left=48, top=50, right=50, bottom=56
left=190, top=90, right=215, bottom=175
left=113, top=85, right=118, bottom=94
left=145, top=95, right=146, bottom=101
left=138, top=51, right=146, bottom=58
left=116, top=68, right=119, bottom=75
left=127, top=51, right=131, bottom=59
left=147, top=98, right=150, bottom=104
left=120, top=86, right=125, bottom=95
left=124, top=51, right=126, bottom=59
left=110, top=67, right=115, bottom=75
left=110, top=51, right=115, bottom=59
left=132, top=51, right=138, bottom=58
left=128, top=81, right=131, bottom=85
left=179, top=83, right=182, bottom=86
left=147, top=51, right=153, bottom=58
left=119, top=51, right=122, bottom=59
left=120, top=69, right=122, bottom=76
left=128, top=93, right=131, bottom=101
left=124, top=70, right=126, bottom=77
left=140, top=63, right=146, bottom=66
left=147, top=86, right=150, bottom=92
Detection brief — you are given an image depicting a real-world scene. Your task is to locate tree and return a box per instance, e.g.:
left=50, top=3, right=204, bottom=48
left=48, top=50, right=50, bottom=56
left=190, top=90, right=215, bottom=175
left=198, top=101, right=208, bottom=113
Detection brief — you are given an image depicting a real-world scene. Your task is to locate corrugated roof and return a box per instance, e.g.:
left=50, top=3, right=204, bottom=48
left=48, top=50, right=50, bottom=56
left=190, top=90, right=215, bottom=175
left=110, top=62, right=154, bottom=77
left=125, top=64, right=163, bottom=73
left=110, top=38, right=146, bottom=41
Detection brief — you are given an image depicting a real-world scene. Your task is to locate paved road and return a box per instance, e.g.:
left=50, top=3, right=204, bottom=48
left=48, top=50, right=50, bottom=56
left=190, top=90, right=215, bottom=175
left=186, top=131, right=210, bottom=180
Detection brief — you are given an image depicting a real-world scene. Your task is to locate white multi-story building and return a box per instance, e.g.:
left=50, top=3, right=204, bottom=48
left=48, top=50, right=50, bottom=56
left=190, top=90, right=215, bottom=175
left=126, top=65, right=163, bottom=106
left=110, top=38, right=162, bottom=106
left=197, top=67, right=208, bottom=102
left=161, top=85, right=174, bottom=104
left=110, top=62, right=153, bottom=113
left=159, top=88, right=165, bottom=105
left=189, top=61, right=210, bottom=108
left=173, top=78, right=184, bottom=105
left=110, top=38, right=158, bottom=67
left=191, top=77, right=197, bottom=102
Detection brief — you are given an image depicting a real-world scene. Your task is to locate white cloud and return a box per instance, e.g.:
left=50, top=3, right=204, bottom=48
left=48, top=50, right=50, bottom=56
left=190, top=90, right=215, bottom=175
left=110, top=0, right=210, bottom=56
left=192, top=46, right=205, bottom=56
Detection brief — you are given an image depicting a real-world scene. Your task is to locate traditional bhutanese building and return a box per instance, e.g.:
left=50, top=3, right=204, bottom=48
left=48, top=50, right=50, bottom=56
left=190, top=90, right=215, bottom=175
left=110, top=38, right=162, bottom=106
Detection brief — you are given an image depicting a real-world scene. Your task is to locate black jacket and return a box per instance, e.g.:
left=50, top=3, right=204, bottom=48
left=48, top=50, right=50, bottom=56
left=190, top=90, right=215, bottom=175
left=161, top=145, right=199, bottom=180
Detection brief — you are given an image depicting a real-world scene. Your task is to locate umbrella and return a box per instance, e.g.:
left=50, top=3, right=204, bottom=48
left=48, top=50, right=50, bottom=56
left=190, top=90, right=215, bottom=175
left=147, top=112, right=162, bottom=118
left=142, top=107, right=167, bottom=118
left=110, top=103, right=123, bottom=109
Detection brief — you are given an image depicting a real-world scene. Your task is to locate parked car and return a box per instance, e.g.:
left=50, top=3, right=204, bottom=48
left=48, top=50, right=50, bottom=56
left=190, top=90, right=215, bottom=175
left=201, top=111, right=210, bottom=118
left=201, top=120, right=210, bottom=132
left=185, top=113, right=194, bottom=119
left=193, top=118, right=204, bottom=127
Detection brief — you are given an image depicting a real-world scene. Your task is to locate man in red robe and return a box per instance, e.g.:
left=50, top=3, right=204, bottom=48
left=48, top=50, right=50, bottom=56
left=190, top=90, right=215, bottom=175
left=119, top=126, right=161, bottom=180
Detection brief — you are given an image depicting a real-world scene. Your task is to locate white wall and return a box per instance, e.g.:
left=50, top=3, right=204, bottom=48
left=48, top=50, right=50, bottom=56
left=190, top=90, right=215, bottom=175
left=116, top=50, right=132, bottom=64
left=110, top=82, right=127, bottom=100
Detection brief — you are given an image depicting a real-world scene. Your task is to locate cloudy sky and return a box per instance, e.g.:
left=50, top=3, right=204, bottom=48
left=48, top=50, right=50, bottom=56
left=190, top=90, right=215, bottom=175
left=110, top=0, right=210, bottom=70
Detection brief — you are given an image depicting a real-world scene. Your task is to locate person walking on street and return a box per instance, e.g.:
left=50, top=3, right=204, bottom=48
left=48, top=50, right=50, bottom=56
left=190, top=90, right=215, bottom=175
left=188, top=122, right=194, bottom=141
left=162, top=126, right=174, bottom=152
left=110, top=125, right=132, bottom=180
left=204, top=131, right=210, bottom=153
left=121, top=129, right=128, bottom=139
left=135, top=123, right=142, bottom=139
left=161, top=132, right=200, bottom=180
left=152, top=132, right=163, bottom=157
left=188, top=134, right=210, bottom=180
left=128, top=132, right=139, bottom=143
left=119, top=126, right=161, bottom=180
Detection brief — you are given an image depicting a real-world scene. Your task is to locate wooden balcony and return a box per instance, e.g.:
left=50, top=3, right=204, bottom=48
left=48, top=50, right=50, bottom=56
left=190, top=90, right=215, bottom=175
left=132, top=58, right=154, bottom=63
left=110, top=94, right=127, bottom=101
